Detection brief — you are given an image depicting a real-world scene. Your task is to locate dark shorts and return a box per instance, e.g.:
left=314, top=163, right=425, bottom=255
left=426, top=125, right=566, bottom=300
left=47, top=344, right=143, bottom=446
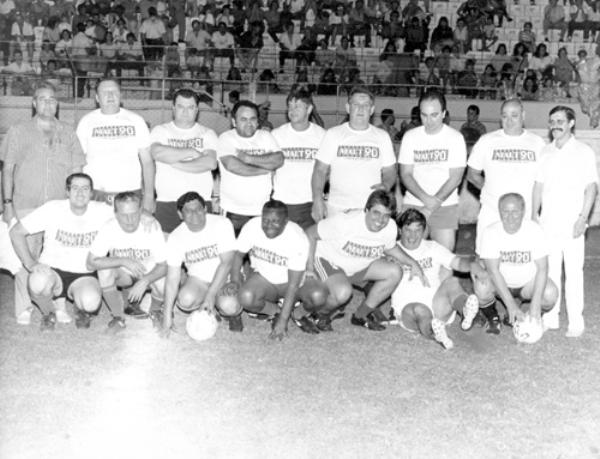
left=509, top=286, right=524, bottom=299
left=402, top=204, right=459, bottom=230
left=286, top=202, right=315, bottom=230
left=226, top=212, right=255, bottom=237
left=54, top=268, right=97, bottom=300
left=313, top=257, right=371, bottom=288
left=155, top=201, right=214, bottom=233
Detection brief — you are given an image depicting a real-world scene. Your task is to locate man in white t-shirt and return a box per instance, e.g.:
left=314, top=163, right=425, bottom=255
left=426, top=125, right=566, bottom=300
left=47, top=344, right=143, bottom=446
left=391, top=208, right=490, bottom=349
left=150, top=89, right=218, bottom=233
left=480, top=193, right=558, bottom=337
left=399, top=89, right=467, bottom=251
left=232, top=200, right=323, bottom=340
left=161, top=192, right=237, bottom=336
left=210, top=22, right=235, bottom=69
left=305, top=190, right=427, bottom=332
left=9, top=173, right=113, bottom=331
left=467, top=99, right=546, bottom=252
left=216, top=100, right=284, bottom=235
left=311, top=86, right=397, bottom=221
left=532, top=106, right=598, bottom=337
left=87, top=192, right=167, bottom=333
left=76, top=78, right=155, bottom=213
left=272, top=87, right=326, bottom=229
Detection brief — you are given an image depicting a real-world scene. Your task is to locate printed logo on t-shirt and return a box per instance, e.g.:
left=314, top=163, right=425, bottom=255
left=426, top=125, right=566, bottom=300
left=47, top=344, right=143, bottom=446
left=110, top=248, right=151, bottom=260
left=413, top=149, right=448, bottom=163
left=342, top=241, right=384, bottom=258
left=417, top=256, right=433, bottom=270
left=237, top=148, right=267, bottom=156
left=55, top=229, right=98, bottom=248
left=250, top=246, right=288, bottom=267
left=184, top=244, right=219, bottom=264
left=91, top=125, right=136, bottom=138
left=492, top=149, right=536, bottom=162
left=500, top=250, right=531, bottom=264
left=336, top=145, right=380, bottom=159
left=282, top=147, right=317, bottom=161
left=167, top=137, right=204, bottom=150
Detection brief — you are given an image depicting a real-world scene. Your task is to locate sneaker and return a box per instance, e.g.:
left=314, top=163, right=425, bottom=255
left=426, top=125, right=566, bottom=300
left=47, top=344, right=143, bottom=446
left=293, top=315, right=320, bottom=334
left=461, top=294, right=479, bottom=331
left=227, top=314, right=244, bottom=332
left=55, top=308, right=72, bottom=324
left=473, top=311, right=487, bottom=328
left=350, top=312, right=386, bottom=331
left=370, top=307, right=388, bottom=324
left=566, top=319, right=584, bottom=338
left=431, top=318, right=454, bottom=350
left=17, top=309, right=32, bottom=325
left=314, top=313, right=334, bottom=332
left=75, top=309, right=91, bottom=329
left=542, top=314, right=559, bottom=331
left=502, top=315, right=513, bottom=328
left=270, top=313, right=280, bottom=331
left=486, top=315, right=501, bottom=335
left=124, top=302, right=148, bottom=319
left=107, top=316, right=126, bottom=334
left=149, top=310, right=164, bottom=329
left=40, top=312, right=56, bottom=332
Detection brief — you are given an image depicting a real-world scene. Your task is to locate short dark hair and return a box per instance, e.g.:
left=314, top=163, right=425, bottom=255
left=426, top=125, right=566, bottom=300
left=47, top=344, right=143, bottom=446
left=396, top=208, right=427, bottom=230
left=286, top=86, right=314, bottom=107
left=467, top=104, right=480, bottom=115
left=232, top=100, right=258, bottom=118
left=177, top=191, right=206, bottom=211
left=66, top=173, right=94, bottom=190
left=381, top=108, right=394, bottom=123
left=348, top=85, right=375, bottom=104
left=262, top=199, right=288, bottom=218
left=113, top=191, right=141, bottom=211
left=365, top=190, right=396, bottom=214
left=419, top=88, right=447, bottom=112
left=549, top=105, right=576, bottom=133
left=173, top=88, right=200, bottom=105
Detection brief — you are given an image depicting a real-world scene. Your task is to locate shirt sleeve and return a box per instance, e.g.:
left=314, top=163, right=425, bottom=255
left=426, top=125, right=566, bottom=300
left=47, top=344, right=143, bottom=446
left=535, top=154, right=549, bottom=183
left=582, top=146, right=599, bottom=185
left=315, top=128, right=336, bottom=165
left=135, top=116, right=151, bottom=150
left=20, top=202, right=53, bottom=234
left=149, top=124, right=166, bottom=145
left=467, top=136, right=486, bottom=170
left=236, top=219, right=254, bottom=253
left=75, top=117, right=89, bottom=154
left=89, top=221, right=114, bottom=257
left=288, top=229, right=309, bottom=271
left=151, top=229, right=168, bottom=263
left=203, top=128, right=219, bottom=152
left=217, top=218, right=236, bottom=254
left=378, top=130, right=396, bottom=168
left=216, top=131, right=236, bottom=159
left=434, top=242, right=456, bottom=270
left=531, top=223, right=549, bottom=259
left=261, top=131, right=281, bottom=153
left=478, top=225, right=499, bottom=260
left=0, top=126, right=19, bottom=165
left=317, top=213, right=344, bottom=241
left=166, top=233, right=184, bottom=267
left=398, top=130, right=414, bottom=165
left=448, top=130, right=467, bottom=168
left=69, top=128, right=87, bottom=170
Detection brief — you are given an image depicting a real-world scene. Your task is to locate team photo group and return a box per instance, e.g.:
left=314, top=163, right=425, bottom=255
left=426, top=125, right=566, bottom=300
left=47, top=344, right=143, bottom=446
left=0, top=77, right=597, bottom=348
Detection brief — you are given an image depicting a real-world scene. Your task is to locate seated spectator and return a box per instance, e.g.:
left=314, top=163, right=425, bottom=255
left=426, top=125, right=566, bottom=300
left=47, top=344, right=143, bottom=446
left=554, top=46, right=574, bottom=96
left=479, top=63, right=497, bottom=99
left=329, top=4, right=349, bottom=46
left=211, top=21, right=236, bottom=70
left=373, top=41, right=397, bottom=94
left=430, top=16, right=454, bottom=52
left=520, top=76, right=539, bottom=100
left=435, top=45, right=452, bottom=88
left=186, top=19, right=211, bottom=64
left=39, top=40, right=57, bottom=72
left=512, top=42, right=529, bottom=78
left=10, top=10, right=35, bottom=61
left=231, top=1, right=246, bottom=36
left=245, top=1, right=264, bottom=30
left=116, top=32, right=145, bottom=77
left=279, top=21, right=302, bottom=72
left=99, top=31, right=119, bottom=61
left=202, top=5, right=217, bottom=33
left=340, top=66, right=364, bottom=94
left=140, top=7, right=166, bottom=62
left=312, top=10, right=332, bottom=44
left=264, top=1, right=282, bottom=43
left=518, top=21, right=536, bottom=53
left=334, top=35, right=357, bottom=77
left=318, top=66, right=338, bottom=94
left=568, top=0, right=591, bottom=41
left=379, top=108, right=401, bottom=142
left=111, top=19, right=129, bottom=44
left=457, top=57, right=478, bottom=98
left=496, top=66, right=515, bottom=99
left=543, top=0, right=567, bottom=41
left=481, top=16, right=498, bottom=51
left=381, top=10, right=403, bottom=41
left=398, top=105, right=421, bottom=141
left=423, top=56, right=441, bottom=88
left=589, top=0, right=600, bottom=42
left=529, top=43, right=552, bottom=78
left=238, top=20, right=263, bottom=73
left=216, top=4, right=235, bottom=30
left=43, top=17, right=61, bottom=46
left=449, top=44, right=466, bottom=90
left=314, top=38, right=335, bottom=68
left=54, top=29, right=72, bottom=64
left=186, top=47, right=203, bottom=74
left=453, top=17, right=469, bottom=54
left=402, top=0, right=428, bottom=24
left=58, top=15, right=72, bottom=34
left=465, top=7, right=485, bottom=48
left=460, top=104, right=486, bottom=147
left=223, top=65, right=242, bottom=91
left=485, top=0, right=512, bottom=27
left=404, top=16, right=427, bottom=57
left=257, top=68, right=280, bottom=93
left=296, top=28, right=318, bottom=68
left=258, top=101, right=274, bottom=131
left=196, top=65, right=214, bottom=102
left=347, top=0, right=372, bottom=47
left=163, top=41, right=180, bottom=77
left=538, top=74, right=556, bottom=101
left=490, top=43, right=510, bottom=73
left=1, top=49, right=35, bottom=74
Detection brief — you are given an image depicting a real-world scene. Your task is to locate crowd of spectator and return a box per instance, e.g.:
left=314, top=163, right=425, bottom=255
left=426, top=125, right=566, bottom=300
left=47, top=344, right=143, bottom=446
left=0, top=0, right=598, bottom=100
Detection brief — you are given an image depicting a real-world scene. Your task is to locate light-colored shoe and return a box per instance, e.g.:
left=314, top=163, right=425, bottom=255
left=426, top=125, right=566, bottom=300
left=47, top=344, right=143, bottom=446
left=461, top=294, right=479, bottom=330
left=542, top=314, right=559, bottom=331
left=16, top=309, right=32, bottom=325
left=566, top=319, right=584, bottom=338
left=432, top=318, right=454, bottom=350
left=55, top=309, right=72, bottom=324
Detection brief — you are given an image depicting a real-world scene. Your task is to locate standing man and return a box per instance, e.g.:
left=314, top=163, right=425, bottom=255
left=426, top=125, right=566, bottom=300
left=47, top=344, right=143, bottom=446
left=1, top=81, right=86, bottom=325
left=216, top=100, right=284, bottom=235
left=399, top=89, right=467, bottom=250
left=532, top=106, right=598, bottom=337
left=467, top=99, right=546, bottom=253
left=150, top=89, right=218, bottom=233
left=9, top=173, right=113, bottom=330
left=87, top=192, right=167, bottom=333
left=76, top=78, right=155, bottom=213
left=271, top=87, right=326, bottom=230
left=311, top=86, right=397, bottom=221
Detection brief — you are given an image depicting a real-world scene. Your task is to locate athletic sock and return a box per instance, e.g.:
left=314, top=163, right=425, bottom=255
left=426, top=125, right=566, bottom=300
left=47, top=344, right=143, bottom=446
left=31, top=294, right=55, bottom=316
left=149, top=295, right=163, bottom=314
left=452, top=293, right=469, bottom=311
left=103, top=287, right=125, bottom=317
left=354, top=301, right=373, bottom=319
left=291, top=302, right=308, bottom=320
left=480, top=300, right=500, bottom=321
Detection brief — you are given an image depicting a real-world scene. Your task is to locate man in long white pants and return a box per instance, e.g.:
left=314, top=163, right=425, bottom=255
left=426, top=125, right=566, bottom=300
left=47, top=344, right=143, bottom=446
left=532, top=106, right=598, bottom=337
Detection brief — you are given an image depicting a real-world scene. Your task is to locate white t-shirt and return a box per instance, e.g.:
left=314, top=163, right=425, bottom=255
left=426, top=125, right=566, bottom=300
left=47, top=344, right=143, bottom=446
left=398, top=124, right=467, bottom=206
left=89, top=218, right=167, bottom=274
left=20, top=200, right=113, bottom=273
left=391, top=239, right=455, bottom=309
left=167, top=214, right=236, bottom=283
left=76, top=108, right=151, bottom=192
left=272, top=122, right=325, bottom=204
left=316, top=210, right=397, bottom=275
left=211, top=31, right=234, bottom=49
left=480, top=219, right=548, bottom=288
left=468, top=129, right=546, bottom=218
left=217, top=129, right=281, bottom=216
left=237, top=217, right=309, bottom=285
left=316, top=122, right=396, bottom=211
left=536, top=137, right=599, bottom=238
left=150, top=121, right=218, bottom=202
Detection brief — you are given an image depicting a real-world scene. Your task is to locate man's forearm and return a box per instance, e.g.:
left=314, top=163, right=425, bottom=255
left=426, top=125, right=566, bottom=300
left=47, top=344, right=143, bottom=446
left=311, top=165, right=328, bottom=201
left=9, top=226, right=36, bottom=270
left=87, top=255, right=129, bottom=271
left=163, top=268, right=181, bottom=325
left=530, top=262, right=548, bottom=318
left=466, top=167, right=484, bottom=190
left=579, top=182, right=597, bottom=220
left=434, top=168, right=465, bottom=202
left=279, top=270, right=303, bottom=324
left=170, top=155, right=217, bottom=173
left=2, top=164, right=14, bottom=201
left=206, top=256, right=234, bottom=300
left=239, top=151, right=284, bottom=171
left=151, top=144, right=199, bottom=163
left=221, top=156, right=270, bottom=176
left=400, top=169, right=431, bottom=203
left=141, top=262, right=167, bottom=284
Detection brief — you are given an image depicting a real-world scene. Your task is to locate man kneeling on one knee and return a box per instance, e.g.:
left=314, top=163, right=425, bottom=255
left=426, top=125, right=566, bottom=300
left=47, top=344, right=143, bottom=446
left=478, top=192, right=558, bottom=335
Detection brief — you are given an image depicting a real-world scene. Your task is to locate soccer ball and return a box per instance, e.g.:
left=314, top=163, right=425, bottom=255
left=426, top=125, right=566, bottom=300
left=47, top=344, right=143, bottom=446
left=513, top=316, right=544, bottom=344
left=186, top=310, right=218, bottom=342
left=216, top=282, right=242, bottom=316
